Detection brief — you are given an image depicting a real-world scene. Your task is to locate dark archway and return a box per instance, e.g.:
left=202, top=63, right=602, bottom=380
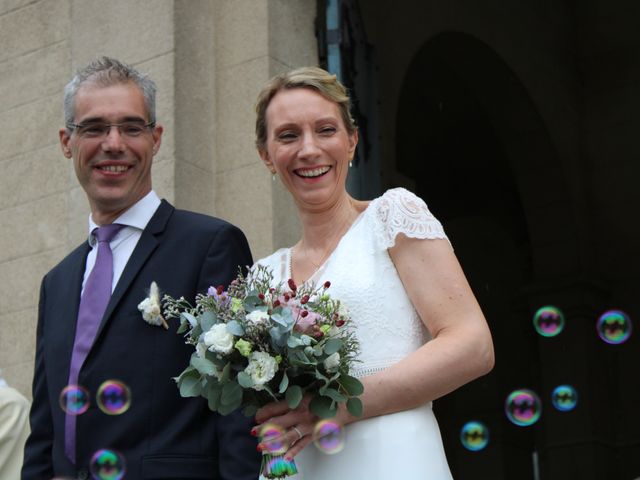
left=396, top=31, right=565, bottom=479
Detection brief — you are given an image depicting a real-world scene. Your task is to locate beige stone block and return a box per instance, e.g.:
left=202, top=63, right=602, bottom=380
left=0, top=193, right=67, bottom=262
left=215, top=0, right=268, bottom=69
left=0, top=0, right=69, bottom=63
left=67, top=185, right=90, bottom=248
left=214, top=162, right=298, bottom=260
left=216, top=57, right=270, bottom=173
left=0, top=94, right=62, bottom=160
left=0, top=35, right=69, bottom=114
left=215, top=162, right=273, bottom=260
left=175, top=4, right=217, bottom=173
left=0, top=307, right=37, bottom=370
left=268, top=0, right=318, bottom=68
left=175, top=159, right=214, bottom=216
left=0, top=144, right=69, bottom=210
left=271, top=176, right=300, bottom=250
left=70, top=0, right=174, bottom=69
left=0, top=246, right=67, bottom=314
left=138, top=52, right=175, bottom=129
left=0, top=0, right=36, bottom=15
left=1, top=361, right=34, bottom=400
left=152, top=157, right=176, bottom=205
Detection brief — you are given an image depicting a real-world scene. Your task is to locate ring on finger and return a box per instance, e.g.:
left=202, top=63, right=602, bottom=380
left=291, top=426, right=303, bottom=441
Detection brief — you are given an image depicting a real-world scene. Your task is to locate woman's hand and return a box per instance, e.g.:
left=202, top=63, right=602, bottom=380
left=254, top=395, right=351, bottom=460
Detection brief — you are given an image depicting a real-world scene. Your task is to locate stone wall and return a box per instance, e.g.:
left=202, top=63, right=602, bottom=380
left=0, top=0, right=316, bottom=398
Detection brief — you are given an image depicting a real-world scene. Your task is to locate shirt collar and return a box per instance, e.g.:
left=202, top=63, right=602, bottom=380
left=87, top=190, right=161, bottom=245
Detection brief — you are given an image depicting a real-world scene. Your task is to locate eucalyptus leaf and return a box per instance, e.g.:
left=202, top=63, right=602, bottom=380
left=301, top=335, right=314, bottom=346
left=340, top=375, right=364, bottom=396
left=323, top=338, right=342, bottom=355
left=270, top=313, right=288, bottom=327
left=191, top=325, right=203, bottom=340
left=287, top=336, right=304, bottom=348
left=218, top=400, right=240, bottom=416
left=176, top=322, right=189, bottom=334
left=181, top=312, right=198, bottom=328
left=220, top=362, right=231, bottom=382
left=199, top=310, right=216, bottom=332
left=322, top=387, right=346, bottom=403
left=243, top=295, right=262, bottom=309
left=347, top=397, right=363, bottom=417
left=179, top=375, right=202, bottom=397
left=286, top=385, right=303, bottom=409
left=207, top=382, right=222, bottom=411
left=237, top=371, right=254, bottom=388
left=174, top=365, right=196, bottom=383
left=190, top=356, right=217, bottom=376
left=309, top=395, right=336, bottom=419
left=205, top=350, right=227, bottom=368
left=279, top=372, right=289, bottom=394
left=221, top=381, right=243, bottom=407
left=226, top=320, right=244, bottom=336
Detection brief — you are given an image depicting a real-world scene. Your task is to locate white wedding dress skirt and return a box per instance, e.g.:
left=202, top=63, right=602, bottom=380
left=257, top=188, right=454, bottom=479
left=293, top=403, right=452, bottom=479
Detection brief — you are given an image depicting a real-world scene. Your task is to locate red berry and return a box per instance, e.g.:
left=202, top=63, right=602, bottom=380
left=258, top=293, right=265, bottom=300
left=324, top=281, right=331, bottom=289
left=301, top=310, right=309, bottom=318
left=216, top=285, right=224, bottom=295
left=301, top=294, right=310, bottom=304
left=284, top=293, right=290, bottom=302
left=273, top=300, right=281, bottom=307
left=336, top=319, right=345, bottom=327
left=288, top=278, right=297, bottom=291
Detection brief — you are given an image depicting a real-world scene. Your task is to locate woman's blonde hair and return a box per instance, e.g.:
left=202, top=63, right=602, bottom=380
left=255, top=66, right=356, bottom=151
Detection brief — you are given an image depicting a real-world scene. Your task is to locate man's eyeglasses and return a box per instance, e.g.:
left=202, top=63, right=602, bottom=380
left=66, top=121, right=156, bottom=139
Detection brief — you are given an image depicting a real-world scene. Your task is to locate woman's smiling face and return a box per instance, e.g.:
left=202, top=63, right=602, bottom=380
left=259, top=87, right=358, bottom=210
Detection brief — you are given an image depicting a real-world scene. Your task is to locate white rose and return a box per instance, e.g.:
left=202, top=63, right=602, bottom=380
left=244, top=351, right=277, bottom=391
left=324, top=352, right=341, bottom=372
left=203, top=324, right=234, bottom=355
left=246, top=310, right=270, bottom=324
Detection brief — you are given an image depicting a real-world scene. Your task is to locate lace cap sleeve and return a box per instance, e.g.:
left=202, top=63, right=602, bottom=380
left=371, top=188, right=448, bottom=249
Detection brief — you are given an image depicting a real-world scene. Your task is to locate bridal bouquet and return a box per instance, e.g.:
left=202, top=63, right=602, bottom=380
left=163, top=264, right=363, bottom=478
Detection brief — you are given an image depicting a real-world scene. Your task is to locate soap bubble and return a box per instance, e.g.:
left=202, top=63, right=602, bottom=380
left=505, top=389, right=541, bottom=426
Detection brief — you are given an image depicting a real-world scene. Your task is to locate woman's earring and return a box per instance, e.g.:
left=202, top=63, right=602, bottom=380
left=271, top=171, right=277, bottom=181
left=349, top=160, right=353, bottom=168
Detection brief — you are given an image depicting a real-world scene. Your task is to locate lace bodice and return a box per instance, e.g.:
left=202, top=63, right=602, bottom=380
left=255, top=188, right=448, bottom=378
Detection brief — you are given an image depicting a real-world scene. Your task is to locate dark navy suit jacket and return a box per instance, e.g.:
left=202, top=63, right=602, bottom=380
left=22, top=200, right=261, bottom=480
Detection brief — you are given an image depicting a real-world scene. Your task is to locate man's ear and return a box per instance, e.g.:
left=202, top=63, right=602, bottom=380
left=59, top=128, right=72, bottom=158
left=151, top=124, right=163, bottom=156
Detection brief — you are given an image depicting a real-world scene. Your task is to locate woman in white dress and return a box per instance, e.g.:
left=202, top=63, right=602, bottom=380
left=252, top=67, right=494, bottom=479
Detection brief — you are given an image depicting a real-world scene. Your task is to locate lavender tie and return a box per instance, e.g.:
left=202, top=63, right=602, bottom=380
left=65, top=223, right=123, bottom=464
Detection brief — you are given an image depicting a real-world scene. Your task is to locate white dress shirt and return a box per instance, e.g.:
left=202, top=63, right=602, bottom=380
left=82, top=190, right=161, bottom=294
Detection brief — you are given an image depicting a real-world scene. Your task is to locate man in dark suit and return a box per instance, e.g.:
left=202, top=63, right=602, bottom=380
left=22, top=57, right=261, bottom=480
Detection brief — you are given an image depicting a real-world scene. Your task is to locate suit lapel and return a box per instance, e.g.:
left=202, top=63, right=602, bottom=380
left=94, top=200, right=175, bottom=342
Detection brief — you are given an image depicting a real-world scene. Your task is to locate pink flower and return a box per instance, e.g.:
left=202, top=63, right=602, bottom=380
left=290, top=305, right=322, bottom=333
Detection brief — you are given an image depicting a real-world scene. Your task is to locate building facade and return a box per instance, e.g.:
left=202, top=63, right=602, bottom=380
left=1, top=0, right=638, bottom=478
